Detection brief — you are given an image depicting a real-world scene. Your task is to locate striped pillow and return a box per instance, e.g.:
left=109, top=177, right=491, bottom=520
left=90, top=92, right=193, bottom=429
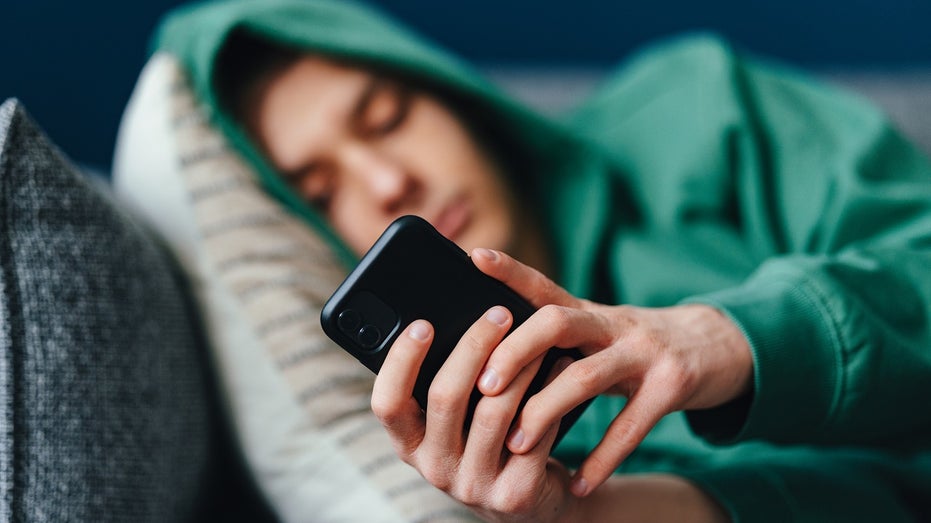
left=113, top=54, right=478, bottom=523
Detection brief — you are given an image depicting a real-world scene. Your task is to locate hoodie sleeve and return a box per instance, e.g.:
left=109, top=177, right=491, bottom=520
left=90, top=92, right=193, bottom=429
left=678, top=43, right=931, bottom=449
left=685, top=247, right=931, bottom=448
left=570, top=35, right=931, bottom=449
left=677, top=449, right=929, bottom=523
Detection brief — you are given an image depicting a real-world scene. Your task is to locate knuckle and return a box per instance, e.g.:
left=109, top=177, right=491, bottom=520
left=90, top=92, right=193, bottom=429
left=609, top=305, right=639, bottom=329
left=421, top=468, right=451, bottom=492
left=626, top=326, right=659, bottom=350
left=491, top=486, right=535, bottom=515
left=585, top=450, right=618, bottom=479
left=606, top=416, right=641, bottom=450
left=539, top=304, right=572, bottom=330
left=451, top=480, right=485, bottom=507
left=419, top=457, right=455, bottom=492
left=427, top=380, right=456, bottom=408
left=651, top=355, right=697, bottom=404
left=426, top=381, right=459, bottom=412
left=564, top=359, right=602, bottom=391
left=370, top=395, right=399, bottom=424
left=460, top=329, right=486, bottom=351
left=393, top=443, right=417, bottom=466
left=471, top=398, right=515, bottom=434
left=664, top=360, right=696, bottom=396
left=519, top=395, right=551, bottom=429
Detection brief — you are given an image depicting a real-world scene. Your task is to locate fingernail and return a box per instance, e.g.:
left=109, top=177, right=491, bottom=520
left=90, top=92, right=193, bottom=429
left=486, top=306, right=509, bottom=326
left=409, top=321, right=430, bottom=342
left=508, top=428, right=525, bottom=451
left=474, top=248, right=498, bottom=262
left=479, top=368, right=499, bottom=391
left=570, top=476, right=589, bottom=497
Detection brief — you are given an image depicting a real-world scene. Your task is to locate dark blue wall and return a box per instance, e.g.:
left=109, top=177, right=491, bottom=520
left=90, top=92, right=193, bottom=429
left=1, top=0, right=189, bottom=169
left=368, top=0, right=931, bottom=67
left=2, top=0, right=929, bottom=169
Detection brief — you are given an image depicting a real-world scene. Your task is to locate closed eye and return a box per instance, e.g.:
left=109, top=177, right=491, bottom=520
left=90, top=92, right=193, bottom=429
left=352, top=78, right=411, bottom=138
left=283, top=162, right=335, bottom=210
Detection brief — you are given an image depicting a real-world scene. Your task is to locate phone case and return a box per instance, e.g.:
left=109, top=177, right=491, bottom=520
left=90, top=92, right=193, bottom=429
left=321, top=215, right=591, bottom=448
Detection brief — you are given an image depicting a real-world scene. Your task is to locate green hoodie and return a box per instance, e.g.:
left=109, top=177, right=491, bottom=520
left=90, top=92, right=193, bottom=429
left=156, top=1, right=931, bottom=520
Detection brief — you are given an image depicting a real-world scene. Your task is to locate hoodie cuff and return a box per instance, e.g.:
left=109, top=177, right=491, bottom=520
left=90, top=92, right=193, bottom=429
left=681, top=267, right=842, bottom=445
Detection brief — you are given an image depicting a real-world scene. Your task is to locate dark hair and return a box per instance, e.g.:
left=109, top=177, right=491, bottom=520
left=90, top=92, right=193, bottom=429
left=213, top=29, right=303, bottom=128
left=212, top=30, right=539, bottom=195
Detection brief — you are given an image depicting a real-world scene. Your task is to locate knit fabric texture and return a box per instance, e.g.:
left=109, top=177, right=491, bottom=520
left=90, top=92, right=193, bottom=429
left=0, top=98, right=210, bottom=522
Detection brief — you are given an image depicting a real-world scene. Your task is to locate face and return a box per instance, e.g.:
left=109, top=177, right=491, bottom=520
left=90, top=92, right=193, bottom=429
left=248, top=56, right=520, bottom=257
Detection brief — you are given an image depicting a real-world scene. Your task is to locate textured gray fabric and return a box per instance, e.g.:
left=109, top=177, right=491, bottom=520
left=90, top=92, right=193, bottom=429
left=0, top=98, right=210, bottom=522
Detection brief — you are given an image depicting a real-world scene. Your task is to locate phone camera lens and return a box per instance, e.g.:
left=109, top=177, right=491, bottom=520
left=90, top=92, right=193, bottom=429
left=357, top=324, right=382, bottom=350
left=337, top=309, right=362, bottom=334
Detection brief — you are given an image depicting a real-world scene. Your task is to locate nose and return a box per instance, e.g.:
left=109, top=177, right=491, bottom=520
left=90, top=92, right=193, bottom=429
left=340, top=143, right=414, bottom=211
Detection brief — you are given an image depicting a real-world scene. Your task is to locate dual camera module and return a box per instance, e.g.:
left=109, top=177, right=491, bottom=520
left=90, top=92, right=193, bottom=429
left=336, top=291, right=399, bottom=353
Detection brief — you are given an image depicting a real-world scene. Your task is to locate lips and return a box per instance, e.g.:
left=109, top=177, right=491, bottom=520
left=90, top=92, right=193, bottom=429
left=432, top=196, right=471, bottom=242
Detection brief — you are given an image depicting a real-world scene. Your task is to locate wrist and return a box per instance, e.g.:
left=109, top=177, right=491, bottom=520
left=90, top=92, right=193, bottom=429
left=681, top=304, right=754, bottom=407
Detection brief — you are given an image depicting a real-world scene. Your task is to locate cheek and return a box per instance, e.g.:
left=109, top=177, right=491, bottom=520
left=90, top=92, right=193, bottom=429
left=395, top=104, right=485, bottom=176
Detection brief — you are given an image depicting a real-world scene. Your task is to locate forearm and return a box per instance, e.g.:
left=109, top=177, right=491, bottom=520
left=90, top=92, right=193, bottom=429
left=568, top=474, right=729, bottom=523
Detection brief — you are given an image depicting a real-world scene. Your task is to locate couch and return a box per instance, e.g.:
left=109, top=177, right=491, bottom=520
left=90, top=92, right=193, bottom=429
left=2, top=3, right=931, bottom=522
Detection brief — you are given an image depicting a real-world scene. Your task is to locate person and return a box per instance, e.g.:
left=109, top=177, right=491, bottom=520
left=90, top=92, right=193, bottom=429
left=156, top=0, right=931, bottom=521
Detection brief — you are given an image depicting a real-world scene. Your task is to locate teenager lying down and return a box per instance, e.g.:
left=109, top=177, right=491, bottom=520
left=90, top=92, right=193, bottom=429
left=155, top=1, right=931, bottom=521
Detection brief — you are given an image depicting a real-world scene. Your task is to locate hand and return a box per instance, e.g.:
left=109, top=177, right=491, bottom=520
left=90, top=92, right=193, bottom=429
left=470, top=248, right=753, bottom=497
left=371, top=308, right=581, bottom=522
left=369, top=308, right=732, bottom=522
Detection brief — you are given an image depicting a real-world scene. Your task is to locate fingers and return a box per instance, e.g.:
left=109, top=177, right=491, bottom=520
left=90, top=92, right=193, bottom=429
left=471, top=248, right=582, bottom=310
left=500, top=355, right=574, bottom=453
left=419, top=306, right=513, bottom=468
left=499, top=419, right=562, bottom=492
left=478, top=303, right=613, bottom=397
left=505, top=348, right=642, bottom=454
left=570, top=382, right=674, bottom=497
left=545, top=357, right=575, bottom=387
left=371, top=319, right=433, bottom=458
left=459, top=353, right=543, bottom=480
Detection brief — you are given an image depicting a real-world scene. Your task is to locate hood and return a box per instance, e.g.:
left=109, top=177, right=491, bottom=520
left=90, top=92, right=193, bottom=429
left=154, top=0, right=613, bottom=295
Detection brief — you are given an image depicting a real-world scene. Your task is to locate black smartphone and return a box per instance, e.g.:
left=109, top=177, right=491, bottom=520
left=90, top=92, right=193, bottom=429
left=320, top=215, right=591, bottom=449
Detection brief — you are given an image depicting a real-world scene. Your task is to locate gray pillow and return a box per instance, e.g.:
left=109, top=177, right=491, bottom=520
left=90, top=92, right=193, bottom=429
left=0, top=98, right=210, bottom=522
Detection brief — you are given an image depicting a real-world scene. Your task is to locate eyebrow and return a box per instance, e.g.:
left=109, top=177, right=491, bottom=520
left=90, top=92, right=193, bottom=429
left=350, top=77, right=383, bottom=125
left=279, top=76, right=382, bottom=182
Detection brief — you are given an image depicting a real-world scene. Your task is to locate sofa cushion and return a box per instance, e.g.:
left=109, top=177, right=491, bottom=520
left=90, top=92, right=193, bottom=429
left=0, top=98, right=210, bottom=522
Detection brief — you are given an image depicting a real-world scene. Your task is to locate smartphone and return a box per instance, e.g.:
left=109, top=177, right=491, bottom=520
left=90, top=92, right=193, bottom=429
left=321, top=215, right=591, bottom=449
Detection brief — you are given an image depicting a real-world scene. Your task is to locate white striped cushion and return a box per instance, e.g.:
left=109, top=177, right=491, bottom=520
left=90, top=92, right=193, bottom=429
left=113, top=54, right=477, bottom=523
